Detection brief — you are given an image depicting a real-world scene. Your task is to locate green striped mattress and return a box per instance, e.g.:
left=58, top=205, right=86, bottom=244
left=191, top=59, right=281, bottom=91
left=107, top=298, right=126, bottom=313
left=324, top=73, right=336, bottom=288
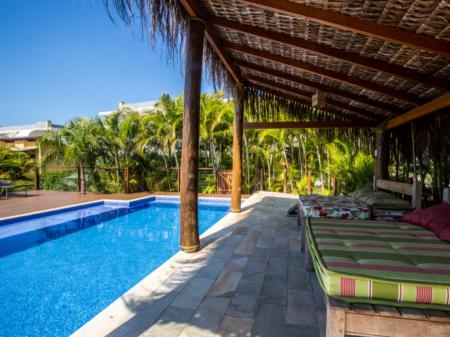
left=306, top=218, right=450, bottom=310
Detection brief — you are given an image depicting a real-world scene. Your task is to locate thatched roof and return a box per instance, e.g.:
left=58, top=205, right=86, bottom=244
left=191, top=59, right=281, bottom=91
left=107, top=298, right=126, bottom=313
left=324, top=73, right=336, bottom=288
left=105, top=0, right=449, bottom=125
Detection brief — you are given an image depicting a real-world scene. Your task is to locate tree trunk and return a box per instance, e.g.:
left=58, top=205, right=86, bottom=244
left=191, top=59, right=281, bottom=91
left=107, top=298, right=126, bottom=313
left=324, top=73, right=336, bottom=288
left=124, top=165, right=129, bottom=194
left=244, top=134, right=250, bottom=189
left=316, top=144, right=324, bottom=192
left=79, top=164, right=86, bottom=194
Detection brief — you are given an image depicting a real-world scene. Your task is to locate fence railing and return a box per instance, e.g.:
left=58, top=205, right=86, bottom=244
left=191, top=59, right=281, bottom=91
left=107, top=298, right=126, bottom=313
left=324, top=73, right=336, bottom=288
left=37, top=166, right=337, bottom=196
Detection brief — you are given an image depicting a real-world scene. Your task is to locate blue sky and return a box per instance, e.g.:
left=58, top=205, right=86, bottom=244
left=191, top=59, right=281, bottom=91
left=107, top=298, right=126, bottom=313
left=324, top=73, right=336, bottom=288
left=0, top=0, right=213, bottom=126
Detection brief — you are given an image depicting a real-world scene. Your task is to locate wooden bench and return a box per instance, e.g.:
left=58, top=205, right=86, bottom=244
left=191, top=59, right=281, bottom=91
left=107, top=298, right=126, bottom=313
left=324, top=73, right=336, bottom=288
left=326, top=296, right=450, bottom=337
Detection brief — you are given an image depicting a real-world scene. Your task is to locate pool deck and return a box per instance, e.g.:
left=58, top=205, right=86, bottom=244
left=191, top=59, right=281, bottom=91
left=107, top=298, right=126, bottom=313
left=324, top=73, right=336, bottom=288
left=72, top=191, right=326, bottom=337
left=0, top=190, right=239, bottom=218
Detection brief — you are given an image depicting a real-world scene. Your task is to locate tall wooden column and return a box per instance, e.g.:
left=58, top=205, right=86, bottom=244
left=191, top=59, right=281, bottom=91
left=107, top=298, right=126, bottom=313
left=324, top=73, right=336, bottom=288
left=179, top=18, right=205, bottom=253
left=231, top=85, right=244, bottom=212
left=375, top=131, right=389, bottom=180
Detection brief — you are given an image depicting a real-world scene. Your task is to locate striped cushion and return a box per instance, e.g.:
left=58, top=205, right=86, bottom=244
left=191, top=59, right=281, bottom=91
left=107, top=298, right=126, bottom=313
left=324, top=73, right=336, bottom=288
left=306, top=218, right=450, bottom=310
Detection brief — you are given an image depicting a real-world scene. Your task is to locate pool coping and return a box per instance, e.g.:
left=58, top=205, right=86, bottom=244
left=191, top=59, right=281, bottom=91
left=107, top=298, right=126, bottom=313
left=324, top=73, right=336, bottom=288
left=0, top=194, right=233, bottom=224
left=70, top=194, right=253, bottom=337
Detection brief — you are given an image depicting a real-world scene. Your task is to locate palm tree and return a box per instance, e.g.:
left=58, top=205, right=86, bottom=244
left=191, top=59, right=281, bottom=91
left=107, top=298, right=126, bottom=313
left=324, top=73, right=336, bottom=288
left=146, top=93, right=183, bottom=188
left=199, top=92, right=233, bottom=169
left=116, top=111, right=150, bottom=193
left=39, top=118, right=100, bottom=194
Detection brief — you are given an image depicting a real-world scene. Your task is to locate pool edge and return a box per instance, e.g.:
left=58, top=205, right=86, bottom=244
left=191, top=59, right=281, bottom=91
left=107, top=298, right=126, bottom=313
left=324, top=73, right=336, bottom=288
left=70, top=195, right=253, bottom=337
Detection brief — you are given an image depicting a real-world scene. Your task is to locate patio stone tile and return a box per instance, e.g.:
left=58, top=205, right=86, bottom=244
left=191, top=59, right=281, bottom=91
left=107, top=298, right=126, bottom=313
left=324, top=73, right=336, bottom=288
left=311, top=278, right=325, bottom=311
left=234, top=233, right=258, bottom=255
left=288, top=239, right=300, bottom=252
left=172, top=277, right=215, bottom=310
left=288, top=251, right=304, bottom=269
left=179, top=297, right=230, bottom=337
left=224, top=234, right=245, bottom=245
left=232, top=226, right=249, bottom=235
left=235, top=272, right=265, bottom=297
left=288, top=267, right=312, bottom=291
left=251, top=303, right=285, bottom=337
left=208, top=268, right=243, bottom=298
left=266, top=256, right=288, bottom=278
left=108, top=290, right=179, bottom=337
left=249, top=247, right=271, bottom=264
left=316, top=310, right=326, bottom=337
left=213, top=245, right=237, bottom=261
left=196, top=258, right=228, bottom=280
left=279, top=324, right=320, bottom=337
left=140, top=306, right=194, bottom=337
left=261, top=228, right=275, bottom=237
left=227, top=293, right=258, bottom=318
left=255, top=236, right=273, bottom=249
left=289, top=229, right=300, bottom=240
left=286, top=289, right=317, bottom=327
left=157, top=268, right=197, bottom=293
left=243, top=261, right=266, bottom=276
left=227, top=255, right=250, bottom=272
left=260, top=276, right=287, bottom=306
left=217, top=315, right=254, bottom=337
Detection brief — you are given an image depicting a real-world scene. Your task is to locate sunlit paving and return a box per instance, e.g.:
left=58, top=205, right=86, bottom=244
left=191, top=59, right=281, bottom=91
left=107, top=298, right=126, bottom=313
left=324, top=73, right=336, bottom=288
left=0, top=0, right=449, bottom=337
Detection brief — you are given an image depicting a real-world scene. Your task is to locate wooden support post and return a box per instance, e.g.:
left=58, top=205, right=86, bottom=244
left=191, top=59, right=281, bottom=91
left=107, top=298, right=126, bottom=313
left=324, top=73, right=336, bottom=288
left=179, top=18, right=205, bottom=253
left=307, top=170, right=312, bottom=195
left=231, top=85, right=244, bottom=212
left=375, top=132, right=389, bottom=181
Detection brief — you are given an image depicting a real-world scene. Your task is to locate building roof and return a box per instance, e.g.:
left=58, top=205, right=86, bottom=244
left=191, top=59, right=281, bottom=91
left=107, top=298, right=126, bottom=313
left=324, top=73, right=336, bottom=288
left=0, top=121, right=63, bottom=140
left=98, top=100, right=158, bottom=117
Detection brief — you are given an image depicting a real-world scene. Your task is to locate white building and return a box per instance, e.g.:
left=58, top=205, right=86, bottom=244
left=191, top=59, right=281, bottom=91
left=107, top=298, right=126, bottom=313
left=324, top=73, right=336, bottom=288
left=98, top=100, right=158, bottom=118
left=0, top=121, right=63, bottom=159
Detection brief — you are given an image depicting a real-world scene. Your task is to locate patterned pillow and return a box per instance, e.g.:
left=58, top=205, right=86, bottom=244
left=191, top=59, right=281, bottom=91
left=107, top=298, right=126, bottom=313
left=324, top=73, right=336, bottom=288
left=356, top=190, right=410, bottom=209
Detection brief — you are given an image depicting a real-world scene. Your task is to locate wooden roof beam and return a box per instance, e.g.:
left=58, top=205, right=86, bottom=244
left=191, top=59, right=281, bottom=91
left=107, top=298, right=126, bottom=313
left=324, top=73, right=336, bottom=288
left=248, top=81, right=368, bottom=121
left=236, top=60, right=401, bottom=114
left=209, top=16, right=449, bottom=90
left=238, top=0, right=450, bottom=58
left=386, top=93, right=450, bottom=129
left=244, top=121, right=376, bottom=129
left=225, top=42, right=421, bottom=104
left=178, top=0, right=242, bottom=84
left=246, top=75, right=380, bottom=120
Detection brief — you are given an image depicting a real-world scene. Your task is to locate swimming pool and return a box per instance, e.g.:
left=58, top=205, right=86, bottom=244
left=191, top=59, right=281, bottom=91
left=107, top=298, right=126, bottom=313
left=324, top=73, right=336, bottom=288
left=0, top=196, right=229, bottom=337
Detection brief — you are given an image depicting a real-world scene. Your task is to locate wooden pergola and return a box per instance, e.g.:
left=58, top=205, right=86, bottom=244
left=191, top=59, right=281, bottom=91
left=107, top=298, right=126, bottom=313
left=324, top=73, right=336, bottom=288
left=152, top=0, right=450, bottom=253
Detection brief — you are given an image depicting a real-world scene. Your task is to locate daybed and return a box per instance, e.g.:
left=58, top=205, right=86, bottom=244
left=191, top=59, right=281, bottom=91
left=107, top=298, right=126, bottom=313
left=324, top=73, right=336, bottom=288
left=298, top=178, right=421, bottom=251
left=305, top=216, right=450, bottom=336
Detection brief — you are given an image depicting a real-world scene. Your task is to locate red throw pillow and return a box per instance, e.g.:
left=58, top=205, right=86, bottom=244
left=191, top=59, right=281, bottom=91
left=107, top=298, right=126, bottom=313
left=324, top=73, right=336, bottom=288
left=428, top=207, right=450, bottom=241
left=402, top=203, right=450, bottom=228
left=438, top=227, right=450, bottom=242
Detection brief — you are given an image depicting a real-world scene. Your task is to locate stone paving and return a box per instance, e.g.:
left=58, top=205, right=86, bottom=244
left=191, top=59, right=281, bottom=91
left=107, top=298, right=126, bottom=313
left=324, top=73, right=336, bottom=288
left=73, top=192, right=326, bottom=337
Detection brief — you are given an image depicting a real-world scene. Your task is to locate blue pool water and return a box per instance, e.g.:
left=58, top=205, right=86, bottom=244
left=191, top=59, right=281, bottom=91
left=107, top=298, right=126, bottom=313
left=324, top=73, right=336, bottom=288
left=0, top=197, right=229, bottom=337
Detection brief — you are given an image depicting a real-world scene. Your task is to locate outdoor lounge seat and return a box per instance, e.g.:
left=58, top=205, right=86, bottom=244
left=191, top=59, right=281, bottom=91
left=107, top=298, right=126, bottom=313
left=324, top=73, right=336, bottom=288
left=0, top=180, right=17, bottom=199
left=0, top=180, right=32, bottom=199
left=305, top=217, right=450, bottom=310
